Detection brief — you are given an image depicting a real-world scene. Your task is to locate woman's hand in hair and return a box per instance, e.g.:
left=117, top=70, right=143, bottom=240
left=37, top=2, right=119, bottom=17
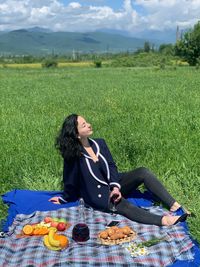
left=48, top=196, right=61, bottom=204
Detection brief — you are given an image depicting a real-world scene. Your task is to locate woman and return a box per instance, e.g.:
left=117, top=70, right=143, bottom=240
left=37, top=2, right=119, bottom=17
left=49, top=114, right=188, bottom=226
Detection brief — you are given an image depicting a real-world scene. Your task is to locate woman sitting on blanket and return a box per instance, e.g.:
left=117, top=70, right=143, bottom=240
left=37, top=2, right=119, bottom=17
left=49, top=114, right=189, bottom=226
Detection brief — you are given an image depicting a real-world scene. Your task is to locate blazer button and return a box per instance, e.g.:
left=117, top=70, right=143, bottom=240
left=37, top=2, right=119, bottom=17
left=97, top=185, right=101, bottom=188
left=98, top=194, right=102, bottom=198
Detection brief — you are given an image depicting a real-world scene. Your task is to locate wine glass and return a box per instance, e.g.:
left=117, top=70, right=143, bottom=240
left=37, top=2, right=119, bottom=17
left=110, top=194, right=118, bottom=214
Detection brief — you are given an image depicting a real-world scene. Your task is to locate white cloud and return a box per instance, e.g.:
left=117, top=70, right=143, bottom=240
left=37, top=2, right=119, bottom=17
left=69, top=2, right=81, bottom=9
left=0, top=0, right=199, bottom=34
left=134, top=0, right=200, bottom=31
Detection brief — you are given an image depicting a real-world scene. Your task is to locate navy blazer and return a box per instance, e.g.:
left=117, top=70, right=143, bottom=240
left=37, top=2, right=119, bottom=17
left=59, top=138, right=121, bottom=211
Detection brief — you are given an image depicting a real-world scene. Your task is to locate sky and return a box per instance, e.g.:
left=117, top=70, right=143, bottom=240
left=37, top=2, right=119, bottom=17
left=0, top=0, right=199, bottom=34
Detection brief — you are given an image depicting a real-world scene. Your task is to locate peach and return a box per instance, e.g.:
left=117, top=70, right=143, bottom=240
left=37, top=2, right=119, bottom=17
left=44, top=217, right=53, bottom=223
left=51, top=221, right=59, bottom=228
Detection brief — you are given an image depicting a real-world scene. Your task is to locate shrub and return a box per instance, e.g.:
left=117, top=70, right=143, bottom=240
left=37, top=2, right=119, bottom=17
left=94, top=60, right=102, bottom=68
left=195, top=57, right=200, bottom=69
left=42, top=59, right=58, bottom=68
left=159, top=58, right=166, bottom=70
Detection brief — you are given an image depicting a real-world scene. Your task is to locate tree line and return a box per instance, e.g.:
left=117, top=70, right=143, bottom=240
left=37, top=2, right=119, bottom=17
left=135, top=21, right=200, bottom=67
left=0, top=21, right=199, bottom=66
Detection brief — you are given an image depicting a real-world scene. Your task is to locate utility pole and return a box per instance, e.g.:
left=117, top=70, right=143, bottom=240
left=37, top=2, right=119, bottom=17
left=72, top=49, right=76, bottom=61
left=176, top=25, right=180, bottom=42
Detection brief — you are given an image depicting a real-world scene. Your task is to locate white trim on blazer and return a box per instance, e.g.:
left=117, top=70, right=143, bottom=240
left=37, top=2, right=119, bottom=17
left=82, top=138, right=120, bottom=189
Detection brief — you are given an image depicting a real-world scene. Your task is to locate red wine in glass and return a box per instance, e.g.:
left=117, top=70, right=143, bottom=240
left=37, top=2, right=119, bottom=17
left=72, top=223, right=90, bottom=243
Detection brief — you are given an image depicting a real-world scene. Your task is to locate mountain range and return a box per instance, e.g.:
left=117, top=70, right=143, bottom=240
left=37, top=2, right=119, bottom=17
left=0, top=27, right=169, bottom=56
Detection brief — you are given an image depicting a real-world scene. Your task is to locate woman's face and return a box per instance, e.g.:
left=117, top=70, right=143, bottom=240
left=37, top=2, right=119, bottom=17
left=77, top=116, right=93, bottom=138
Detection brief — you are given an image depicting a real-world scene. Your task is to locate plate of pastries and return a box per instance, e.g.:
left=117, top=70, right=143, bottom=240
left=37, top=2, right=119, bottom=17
left=98, top=226, right=137, bottom=245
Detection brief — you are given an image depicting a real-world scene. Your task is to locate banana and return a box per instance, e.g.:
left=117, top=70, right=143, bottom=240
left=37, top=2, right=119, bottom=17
left=48, top=229, right=60, bottom=247
left=43, top=235, right=61, bottom=251
left=48, top=227, right=57, bottom=232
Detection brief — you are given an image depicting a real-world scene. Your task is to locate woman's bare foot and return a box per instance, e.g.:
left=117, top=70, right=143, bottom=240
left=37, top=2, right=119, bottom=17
left=170, top=201, right=181, bottom=212
left=162, top=215, right=182, bottom=226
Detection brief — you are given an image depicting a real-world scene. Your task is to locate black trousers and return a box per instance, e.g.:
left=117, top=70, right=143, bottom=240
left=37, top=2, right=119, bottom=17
left=115, top=167, right=176, bottom=226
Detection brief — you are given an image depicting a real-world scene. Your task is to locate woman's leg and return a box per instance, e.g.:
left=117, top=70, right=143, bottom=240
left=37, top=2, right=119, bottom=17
left=116, top=197, right=163, bottom=225
left=116, top=198, right=184, bottom=226
left=119, top=167, right=176, bottom=208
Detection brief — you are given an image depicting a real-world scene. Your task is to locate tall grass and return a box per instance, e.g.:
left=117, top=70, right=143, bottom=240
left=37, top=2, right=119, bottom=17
left=0, top=67, right=199, bottom=242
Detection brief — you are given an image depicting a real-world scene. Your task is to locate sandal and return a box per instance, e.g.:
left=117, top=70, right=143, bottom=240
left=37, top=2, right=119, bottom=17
left=173, top=213, right=188, bottom=225
left=176, top=206, right=196, bottom=217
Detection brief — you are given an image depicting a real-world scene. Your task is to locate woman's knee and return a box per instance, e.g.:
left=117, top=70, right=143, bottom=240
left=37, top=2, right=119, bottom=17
left=133, top=167, right=156, bottom=180
left=134, top=166, right=151, bottom=175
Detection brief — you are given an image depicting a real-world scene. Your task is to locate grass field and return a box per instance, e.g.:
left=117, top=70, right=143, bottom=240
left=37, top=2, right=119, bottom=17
left=0, top=66, right=199, bottom=242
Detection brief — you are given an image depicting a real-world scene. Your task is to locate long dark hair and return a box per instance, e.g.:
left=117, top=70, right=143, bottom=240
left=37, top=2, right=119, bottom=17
left=55, top=114, right=82, bottom=161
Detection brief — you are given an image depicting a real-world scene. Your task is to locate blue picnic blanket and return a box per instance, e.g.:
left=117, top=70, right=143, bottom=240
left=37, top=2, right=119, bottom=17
left=1, top=189, right=154, bottom=233
left=1, top=189, right=200, bottom=267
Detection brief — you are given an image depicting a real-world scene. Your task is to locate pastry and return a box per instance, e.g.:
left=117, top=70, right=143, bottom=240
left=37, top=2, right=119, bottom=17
left=98, top=226, right=137, bottom=245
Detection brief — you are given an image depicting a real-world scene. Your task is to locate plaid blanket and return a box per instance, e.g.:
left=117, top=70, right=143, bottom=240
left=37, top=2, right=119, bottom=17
left=0, top=206, right=194, bottom=267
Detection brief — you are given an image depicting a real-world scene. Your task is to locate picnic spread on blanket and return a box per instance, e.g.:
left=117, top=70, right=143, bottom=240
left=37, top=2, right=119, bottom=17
left=0, top=189, right=200, bottom=267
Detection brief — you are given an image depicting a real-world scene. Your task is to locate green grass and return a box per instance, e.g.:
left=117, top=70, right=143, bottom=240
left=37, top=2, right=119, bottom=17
left=0, top=67, right=200, bottom=243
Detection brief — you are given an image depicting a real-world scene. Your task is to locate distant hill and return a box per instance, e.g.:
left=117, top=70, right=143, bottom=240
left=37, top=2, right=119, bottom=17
left=0, top=28, right=159, bottom=56
left=26, top=27, right=52, bottom=33
left=99, top=28, right=177, bottom=44
left=133, top=29, right=177, bottom=44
